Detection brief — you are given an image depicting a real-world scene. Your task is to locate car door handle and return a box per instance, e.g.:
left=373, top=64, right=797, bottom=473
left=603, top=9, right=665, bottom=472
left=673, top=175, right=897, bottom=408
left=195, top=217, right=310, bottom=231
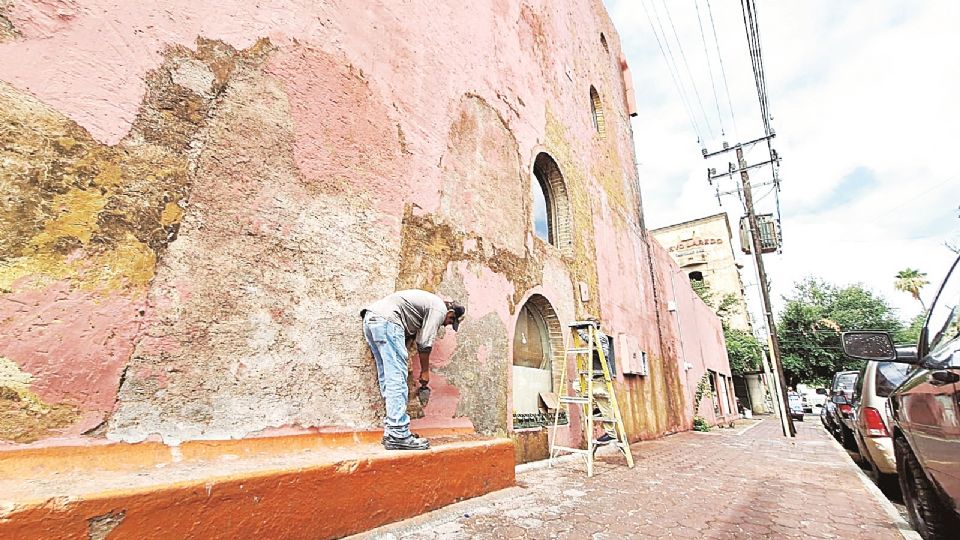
left=931, top=370, right=960, bottom=384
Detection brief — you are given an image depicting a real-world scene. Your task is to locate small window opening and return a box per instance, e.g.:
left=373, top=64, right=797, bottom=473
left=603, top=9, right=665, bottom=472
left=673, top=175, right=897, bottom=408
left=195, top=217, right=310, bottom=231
left=600, top=32, right=609, bottom=55
left=689, top=271, right=704, bottom=282
left=531, top=153, right=573, bottom=255
left=589, top=86, right=605, bottom=138
left=531, top=177, right=550, bottom=243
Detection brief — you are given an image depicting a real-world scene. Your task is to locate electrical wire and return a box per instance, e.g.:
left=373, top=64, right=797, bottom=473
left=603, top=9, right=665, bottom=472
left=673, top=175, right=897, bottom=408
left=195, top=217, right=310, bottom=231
left=641, top=0, right=704, bottom=143
left=706, top=0, right=739, bottom=139
left=661, top=0, right=715, bottom=140
left=695, top=0, right=726, bottom=137
left=740, top=0, right=772, bottom=135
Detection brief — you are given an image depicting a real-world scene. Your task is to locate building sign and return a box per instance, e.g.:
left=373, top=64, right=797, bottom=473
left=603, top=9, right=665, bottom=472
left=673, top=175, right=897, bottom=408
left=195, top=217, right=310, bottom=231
left=668, top=238, right=724, bottom=253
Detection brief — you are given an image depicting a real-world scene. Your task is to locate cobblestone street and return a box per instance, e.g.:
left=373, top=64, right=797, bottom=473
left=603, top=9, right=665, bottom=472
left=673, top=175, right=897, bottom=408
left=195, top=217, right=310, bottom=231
left=357, top=418, right=915, bottom=540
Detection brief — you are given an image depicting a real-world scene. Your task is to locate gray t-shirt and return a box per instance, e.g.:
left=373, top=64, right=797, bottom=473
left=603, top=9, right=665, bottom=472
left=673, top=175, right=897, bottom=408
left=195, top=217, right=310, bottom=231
left=362, top=290, right=448, bottom=352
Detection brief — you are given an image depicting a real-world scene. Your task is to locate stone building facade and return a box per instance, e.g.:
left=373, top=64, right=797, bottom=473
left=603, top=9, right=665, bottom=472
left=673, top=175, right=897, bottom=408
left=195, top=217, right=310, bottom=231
left=0, top=0, right=733, bottom=463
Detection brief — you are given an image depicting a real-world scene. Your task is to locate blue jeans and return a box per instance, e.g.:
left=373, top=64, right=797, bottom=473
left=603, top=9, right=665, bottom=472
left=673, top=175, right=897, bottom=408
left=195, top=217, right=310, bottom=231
left=363, top=313, right=411, bottom=438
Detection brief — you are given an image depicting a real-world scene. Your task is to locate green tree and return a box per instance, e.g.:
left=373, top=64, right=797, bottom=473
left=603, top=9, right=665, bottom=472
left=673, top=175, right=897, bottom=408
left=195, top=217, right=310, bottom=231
left=724, top=327, right=763, bottom=375
left=777, top=277, right=902, bottom=386
left=894, top=312, right=925, bottom=345
left=894, top=268, right=929, bottom=311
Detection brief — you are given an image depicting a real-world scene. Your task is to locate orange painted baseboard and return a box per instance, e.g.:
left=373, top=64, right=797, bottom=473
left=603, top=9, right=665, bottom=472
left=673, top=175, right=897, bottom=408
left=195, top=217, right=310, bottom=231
left=0, top=436, right=514, bottom=540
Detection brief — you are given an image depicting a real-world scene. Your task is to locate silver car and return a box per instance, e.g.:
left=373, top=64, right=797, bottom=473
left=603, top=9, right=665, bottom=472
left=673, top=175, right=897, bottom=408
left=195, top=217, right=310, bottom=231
left=850, top=360, right=914, bottom=488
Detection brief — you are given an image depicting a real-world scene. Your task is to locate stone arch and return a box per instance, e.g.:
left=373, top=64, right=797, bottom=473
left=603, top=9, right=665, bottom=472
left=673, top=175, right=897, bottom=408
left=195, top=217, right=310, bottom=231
left=532, top=152, right=574, bottom=256
left=511, top=293, right=565, bottom=425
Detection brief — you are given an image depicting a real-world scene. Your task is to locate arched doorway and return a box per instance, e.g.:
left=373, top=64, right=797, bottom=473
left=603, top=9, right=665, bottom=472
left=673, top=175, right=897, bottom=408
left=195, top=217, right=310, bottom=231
left=512, top=294, right=564, bottom=427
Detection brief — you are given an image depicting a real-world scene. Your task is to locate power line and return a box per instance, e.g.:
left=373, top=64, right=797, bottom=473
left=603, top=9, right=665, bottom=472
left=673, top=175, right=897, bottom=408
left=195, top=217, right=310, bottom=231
left=740, top=0, right=772, bottom=135
left=706, top=0, right=739, bottom=139
left=661, top=0, right=716, bottom=140
left=695, top=0, right=726, bottom=137
left=641, top=0, right=704, bottom=142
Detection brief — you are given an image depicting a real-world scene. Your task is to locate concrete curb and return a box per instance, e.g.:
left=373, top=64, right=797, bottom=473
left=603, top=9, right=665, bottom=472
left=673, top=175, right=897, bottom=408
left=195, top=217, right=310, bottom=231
left=821, top=427, right=921, bottom=540
left=353, top=452, right=592, bottom=539
left=852, top=465, right=922, bottom=540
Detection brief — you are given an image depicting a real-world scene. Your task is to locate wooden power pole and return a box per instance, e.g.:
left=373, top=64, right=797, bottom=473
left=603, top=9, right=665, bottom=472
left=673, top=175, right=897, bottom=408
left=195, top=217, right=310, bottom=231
left=704, top=135, right=795, bottom=437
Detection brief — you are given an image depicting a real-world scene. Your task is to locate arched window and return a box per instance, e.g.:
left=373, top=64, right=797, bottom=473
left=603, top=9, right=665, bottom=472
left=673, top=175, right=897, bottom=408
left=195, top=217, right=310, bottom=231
left=512, top=295, right=563, bottom=417
left=532, top=153, right=573, bottom=255
left=689, top=271, right=704, bottom=282
left=589, top=86, right=605, bottom=138
left=531, top=177, right=550, bottom=243
left=600, top=32, right=609, bottom=55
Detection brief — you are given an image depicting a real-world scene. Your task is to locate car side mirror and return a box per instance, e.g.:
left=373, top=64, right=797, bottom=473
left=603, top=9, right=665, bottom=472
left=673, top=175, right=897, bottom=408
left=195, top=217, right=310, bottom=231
left=841, top=331, right=898, bottom=362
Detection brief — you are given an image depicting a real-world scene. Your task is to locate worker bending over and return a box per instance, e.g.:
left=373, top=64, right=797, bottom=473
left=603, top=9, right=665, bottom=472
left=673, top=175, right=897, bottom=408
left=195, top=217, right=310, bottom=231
left=361, top=290, right=465, bottom=450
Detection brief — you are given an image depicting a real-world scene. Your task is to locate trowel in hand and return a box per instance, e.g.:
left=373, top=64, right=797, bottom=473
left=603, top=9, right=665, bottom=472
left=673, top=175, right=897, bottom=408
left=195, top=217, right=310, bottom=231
left=417, top=380, right=431, bottom=407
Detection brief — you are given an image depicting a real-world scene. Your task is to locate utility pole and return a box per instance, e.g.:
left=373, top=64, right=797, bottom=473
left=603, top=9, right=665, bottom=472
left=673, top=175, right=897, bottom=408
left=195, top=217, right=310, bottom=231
left=704, top=136, right=796, bottom=437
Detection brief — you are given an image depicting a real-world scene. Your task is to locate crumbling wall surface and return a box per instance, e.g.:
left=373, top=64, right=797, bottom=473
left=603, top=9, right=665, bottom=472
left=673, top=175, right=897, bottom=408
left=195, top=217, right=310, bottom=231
left=648, top=240, right=733, bottom=429
left=0, top=38, right=241, bottom=442
left=108, top=42, right=411, bottom=443
left=589, top=189, right=699, bottom=441
left=0, top=0, right=703, bottom=446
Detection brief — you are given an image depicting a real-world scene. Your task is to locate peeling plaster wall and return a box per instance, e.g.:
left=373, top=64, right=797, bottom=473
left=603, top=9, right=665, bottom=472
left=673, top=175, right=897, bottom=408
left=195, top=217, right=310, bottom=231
left=0, top=0, right=731, bottom=450
left=650, top=241, right=735, bottom=429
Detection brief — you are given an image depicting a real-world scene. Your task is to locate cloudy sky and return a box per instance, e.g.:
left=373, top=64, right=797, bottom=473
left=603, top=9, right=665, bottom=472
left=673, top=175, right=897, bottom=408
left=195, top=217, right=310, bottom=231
left=605, top=0, right=960, bottom=328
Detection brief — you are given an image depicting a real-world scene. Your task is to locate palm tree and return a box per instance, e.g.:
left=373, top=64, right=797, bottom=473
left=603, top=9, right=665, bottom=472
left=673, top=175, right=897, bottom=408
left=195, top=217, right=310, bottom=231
left=894, top=268, right=929, bottom=311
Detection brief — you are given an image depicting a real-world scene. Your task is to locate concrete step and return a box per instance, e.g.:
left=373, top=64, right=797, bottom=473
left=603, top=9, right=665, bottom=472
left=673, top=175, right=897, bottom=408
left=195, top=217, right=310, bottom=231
left=0, top=429, right=514, bottom=540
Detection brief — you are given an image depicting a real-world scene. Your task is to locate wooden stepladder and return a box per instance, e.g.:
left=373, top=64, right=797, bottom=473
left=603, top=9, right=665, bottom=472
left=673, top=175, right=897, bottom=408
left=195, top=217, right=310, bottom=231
left=549, top=320, right=634, bottom=477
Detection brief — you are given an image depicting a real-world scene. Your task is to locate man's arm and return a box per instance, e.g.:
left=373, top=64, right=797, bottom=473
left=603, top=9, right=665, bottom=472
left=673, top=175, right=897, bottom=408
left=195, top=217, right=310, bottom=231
left=416, top=307, right=446, bottom=385
left=418, top=350, right=430, bottom=384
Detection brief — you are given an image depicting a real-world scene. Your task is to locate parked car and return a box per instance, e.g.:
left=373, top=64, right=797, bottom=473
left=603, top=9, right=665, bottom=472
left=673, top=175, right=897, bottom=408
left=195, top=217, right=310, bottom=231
left=822, top=370, right=859, bottom=445
left=819, top=397, right=834, bottom=431
left=842, top=254, right=960, bottom=540
left=848, top=359, right=914, bottom=489
left=787, top=392, right=805, bottom=421
left=798, top=385, right=828, bottom=413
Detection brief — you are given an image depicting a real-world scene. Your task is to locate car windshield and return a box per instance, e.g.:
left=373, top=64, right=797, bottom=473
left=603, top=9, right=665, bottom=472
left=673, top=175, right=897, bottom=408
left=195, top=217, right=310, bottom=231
left=835, top=373, right=857, bottom=392
left=875, top=362, right=912, bottom=397
left=788, top=394, right=802, bottom=405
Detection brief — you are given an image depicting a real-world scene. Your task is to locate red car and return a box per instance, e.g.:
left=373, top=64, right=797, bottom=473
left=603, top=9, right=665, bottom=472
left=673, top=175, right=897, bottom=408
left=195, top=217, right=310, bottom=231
left=842, top=255, right=960, bottom=540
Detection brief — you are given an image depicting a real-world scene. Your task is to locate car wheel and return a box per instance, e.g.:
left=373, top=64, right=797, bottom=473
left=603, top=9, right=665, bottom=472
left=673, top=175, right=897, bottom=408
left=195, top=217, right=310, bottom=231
left=839, top=425, right=858, bottom=452
left=867, top=459, right=898, bottom=495
left=896, top=436, right=957, bottom=539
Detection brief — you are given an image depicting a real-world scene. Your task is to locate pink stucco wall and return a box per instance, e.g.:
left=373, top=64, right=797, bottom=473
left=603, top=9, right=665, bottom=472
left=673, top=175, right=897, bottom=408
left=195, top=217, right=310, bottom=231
left=0, top=0, right=730, bottom=452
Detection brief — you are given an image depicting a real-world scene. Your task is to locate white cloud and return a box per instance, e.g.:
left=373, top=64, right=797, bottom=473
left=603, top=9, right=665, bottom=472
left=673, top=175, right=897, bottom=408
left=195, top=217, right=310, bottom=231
left=607, top=0, right=960, bottom=323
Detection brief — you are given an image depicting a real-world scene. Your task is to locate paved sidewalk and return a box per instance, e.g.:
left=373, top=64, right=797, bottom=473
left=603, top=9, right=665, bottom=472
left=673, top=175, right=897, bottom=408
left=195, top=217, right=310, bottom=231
left=356, top=417, right=912, bottom=539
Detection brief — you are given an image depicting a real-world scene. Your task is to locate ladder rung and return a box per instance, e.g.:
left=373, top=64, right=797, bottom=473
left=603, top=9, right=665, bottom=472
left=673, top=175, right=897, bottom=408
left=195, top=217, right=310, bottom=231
left=567, top=347, right=594, bottom=354
left=568, top=321, right=598, bottom=328
left=577, top=371, right=608, bottom=377
left=559, top=396, right=590, bottom=404
left=593, top=416, right=616, bottom=423
left=552, top=446, right=590, bottom=454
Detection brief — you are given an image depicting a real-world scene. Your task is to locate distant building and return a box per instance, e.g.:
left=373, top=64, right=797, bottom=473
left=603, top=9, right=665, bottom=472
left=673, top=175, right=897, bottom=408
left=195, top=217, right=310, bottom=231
left=651, top=213, right=751, bottom=331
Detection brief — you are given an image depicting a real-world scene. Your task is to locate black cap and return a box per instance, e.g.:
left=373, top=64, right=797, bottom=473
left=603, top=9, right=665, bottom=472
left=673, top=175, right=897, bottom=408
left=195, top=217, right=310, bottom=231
left=446, top=301, right=466, bottom=331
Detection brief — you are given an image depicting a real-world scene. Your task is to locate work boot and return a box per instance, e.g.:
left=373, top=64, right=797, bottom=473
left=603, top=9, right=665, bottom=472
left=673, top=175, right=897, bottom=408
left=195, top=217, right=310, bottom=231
left=382, top=432, right=420, bottom=445
left=383, top=434, right=430, bottom=450
left=595, top=433, right=616, bottom=445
